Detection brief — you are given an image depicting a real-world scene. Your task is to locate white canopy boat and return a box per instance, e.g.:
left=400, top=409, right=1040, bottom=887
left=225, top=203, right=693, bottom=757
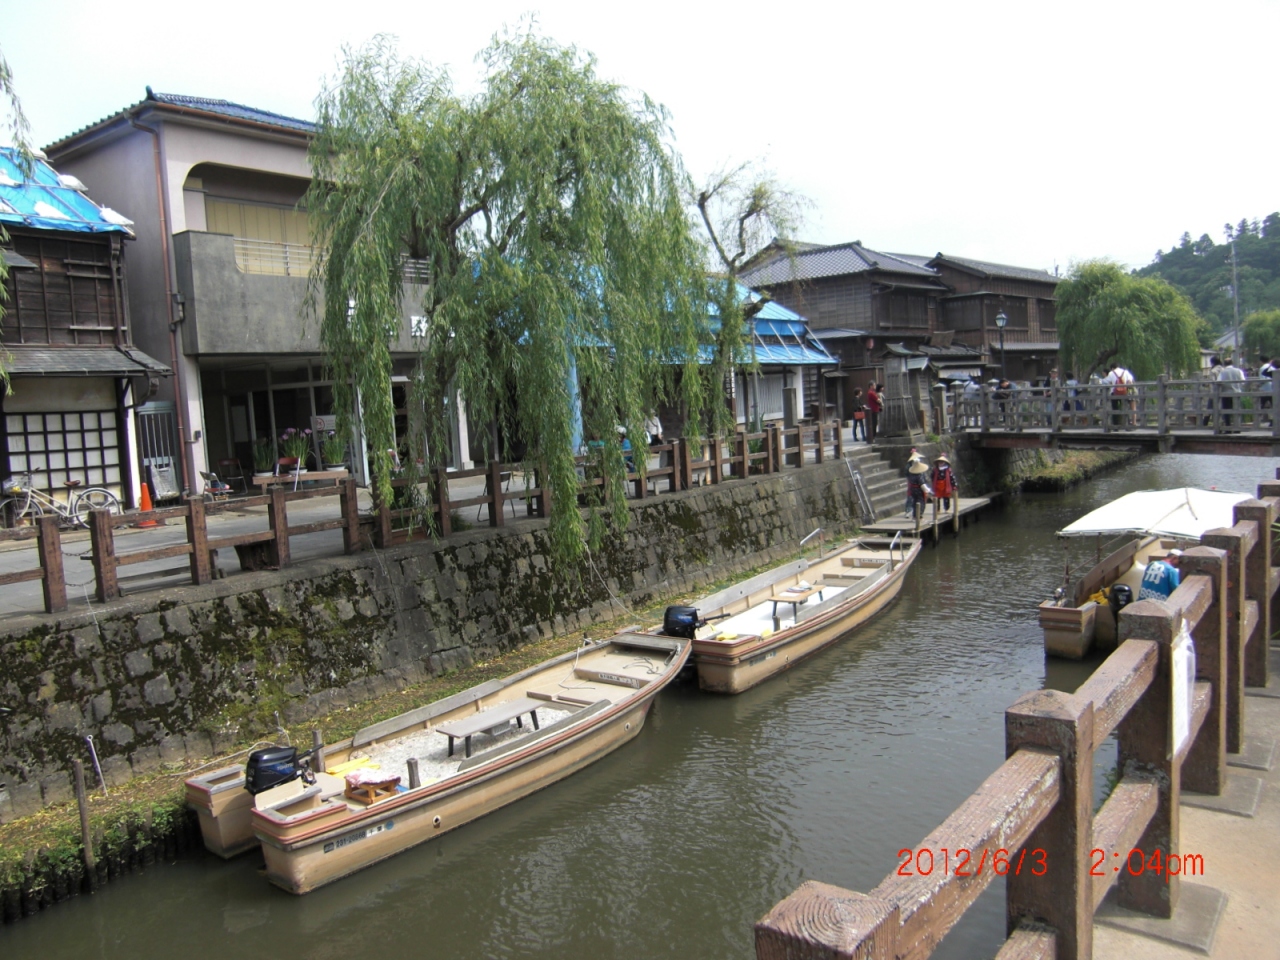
left=1040, top=487, right=1250, bottom=658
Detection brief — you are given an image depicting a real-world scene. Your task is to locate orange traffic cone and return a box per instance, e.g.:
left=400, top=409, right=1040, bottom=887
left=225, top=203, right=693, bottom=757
left=135, top=482, right=159, bottom=527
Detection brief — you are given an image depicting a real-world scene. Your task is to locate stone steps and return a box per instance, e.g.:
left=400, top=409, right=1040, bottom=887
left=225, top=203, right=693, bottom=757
left=840, top=443, right=908, bottom=521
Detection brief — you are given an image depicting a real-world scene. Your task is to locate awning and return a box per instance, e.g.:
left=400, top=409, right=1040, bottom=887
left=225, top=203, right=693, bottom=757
left=1058, top=488, right=1250, bottom=540
left=810, top=327, right=870, bottom=340
left=4, top=345, right=172, bottom=377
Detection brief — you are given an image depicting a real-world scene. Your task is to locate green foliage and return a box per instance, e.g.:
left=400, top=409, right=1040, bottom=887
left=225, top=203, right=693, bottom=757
left=307, top=31, right=714, bottom=566
left=0, top=41, right=31, bottom=395
left=1242, top=309, right=1280, bottom=361
left=1137, top=213, right=1280, bottom=336
left=1056, top=260, right=1201, bottom=381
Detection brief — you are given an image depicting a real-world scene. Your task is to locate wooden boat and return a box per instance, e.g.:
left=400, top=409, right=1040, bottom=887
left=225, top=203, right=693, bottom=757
left=670, top=534, right=921, bottom=694
left=186, top=631, right=689, bottom=893
left=1039, top=487, right=1249, bottom=658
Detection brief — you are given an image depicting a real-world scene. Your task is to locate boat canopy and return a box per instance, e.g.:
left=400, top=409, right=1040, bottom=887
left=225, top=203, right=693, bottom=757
left=1057, top=487, right=1251, bottom=540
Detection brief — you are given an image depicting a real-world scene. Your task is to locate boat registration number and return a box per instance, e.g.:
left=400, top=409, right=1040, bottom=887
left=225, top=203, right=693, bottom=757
left=747, top=651, right=778, bottom=667
left=596, top=672, right=641, bottom=688
left=324, top=819, right=395, bottom=854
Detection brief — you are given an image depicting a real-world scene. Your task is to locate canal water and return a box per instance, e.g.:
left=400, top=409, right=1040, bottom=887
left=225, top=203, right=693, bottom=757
left=7, top=454, right=1276, bottom=959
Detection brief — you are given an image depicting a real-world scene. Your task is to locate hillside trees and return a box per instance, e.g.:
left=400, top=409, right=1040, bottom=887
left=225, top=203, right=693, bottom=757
left=306, top=32, right=713, bottom=565
left=1242, top=309, right=1280, bottom=360
left=1056, top=261, right=1201, bottom=380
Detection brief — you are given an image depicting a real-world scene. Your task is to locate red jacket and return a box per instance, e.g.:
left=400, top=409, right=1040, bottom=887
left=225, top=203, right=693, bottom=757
left=866, top=388, right=881, bottom=413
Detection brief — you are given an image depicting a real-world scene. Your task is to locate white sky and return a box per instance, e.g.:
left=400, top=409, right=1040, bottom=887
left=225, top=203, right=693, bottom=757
left=2, top=0, right=1276, bottom=273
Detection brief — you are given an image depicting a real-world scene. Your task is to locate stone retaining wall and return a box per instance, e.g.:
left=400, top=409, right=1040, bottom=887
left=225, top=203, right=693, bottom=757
left=0, top=461, right=859, bottom=821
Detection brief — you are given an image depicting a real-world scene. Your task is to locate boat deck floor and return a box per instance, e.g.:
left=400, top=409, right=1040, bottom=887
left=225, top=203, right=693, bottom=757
left=708, top=582, right=851, bottom=638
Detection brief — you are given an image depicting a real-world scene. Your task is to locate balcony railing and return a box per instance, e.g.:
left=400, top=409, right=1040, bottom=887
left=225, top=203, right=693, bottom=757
left=230, top=237, right=430, bottom=284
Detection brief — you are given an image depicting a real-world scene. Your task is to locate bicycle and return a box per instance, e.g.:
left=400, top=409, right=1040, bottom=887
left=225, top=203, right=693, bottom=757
left=0, top=473, right=123, bottom=529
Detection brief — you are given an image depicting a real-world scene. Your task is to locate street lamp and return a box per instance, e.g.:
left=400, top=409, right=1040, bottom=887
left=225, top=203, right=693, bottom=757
left=995, top=310, right=1008, bottom=381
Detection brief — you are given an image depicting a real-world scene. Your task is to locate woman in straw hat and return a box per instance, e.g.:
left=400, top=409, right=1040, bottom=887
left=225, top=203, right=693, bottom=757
left=906, top=459, right=931, bottom=520
left=932, top=454, right=956, bottom=511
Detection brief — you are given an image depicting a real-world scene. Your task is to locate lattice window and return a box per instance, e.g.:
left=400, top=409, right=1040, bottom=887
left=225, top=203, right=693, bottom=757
left=5, top=409, right=122, bottom=494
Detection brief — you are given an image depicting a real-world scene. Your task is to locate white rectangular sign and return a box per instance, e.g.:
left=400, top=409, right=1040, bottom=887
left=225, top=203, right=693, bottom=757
left=1170, top=618, right=1196, bottom=758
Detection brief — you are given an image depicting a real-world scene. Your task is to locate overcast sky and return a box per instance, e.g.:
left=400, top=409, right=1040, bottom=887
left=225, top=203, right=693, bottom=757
left=3, top=0, right=1275, bottom=274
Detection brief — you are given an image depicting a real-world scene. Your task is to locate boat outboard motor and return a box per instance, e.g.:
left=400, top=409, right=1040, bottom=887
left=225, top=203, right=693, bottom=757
left=661, top=606, right=701, bottom=639
left=245, top=746, right=313, bottom=795
left=1109, top=583, right=1134, bottom=614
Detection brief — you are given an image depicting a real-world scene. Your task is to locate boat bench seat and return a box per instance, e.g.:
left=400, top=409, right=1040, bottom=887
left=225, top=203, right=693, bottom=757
left=572, top=665, right=652, bottom=688
left=435, top=696, right=543, bottom=759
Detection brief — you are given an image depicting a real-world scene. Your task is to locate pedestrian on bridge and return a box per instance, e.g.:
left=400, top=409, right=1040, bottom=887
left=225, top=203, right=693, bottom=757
left=1218, top=357, right=1245, bottom=429
left=1104, top=364, right=1135, bottom=428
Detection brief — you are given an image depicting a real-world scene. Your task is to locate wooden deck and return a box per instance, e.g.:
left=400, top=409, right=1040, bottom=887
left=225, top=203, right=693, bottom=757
left=861, top=496, right=997, bottom=541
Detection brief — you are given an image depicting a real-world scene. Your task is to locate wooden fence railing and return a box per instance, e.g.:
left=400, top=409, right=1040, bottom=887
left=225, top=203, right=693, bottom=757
left=955, top=376, right=1280, bottom=438
left=757, top=480, right=1278, bottom=960
left=2, top=422, right=844, bottom=608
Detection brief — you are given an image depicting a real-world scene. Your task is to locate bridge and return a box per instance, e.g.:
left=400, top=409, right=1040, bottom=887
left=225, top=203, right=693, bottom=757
left=956, top=376, right=1280, bottom=457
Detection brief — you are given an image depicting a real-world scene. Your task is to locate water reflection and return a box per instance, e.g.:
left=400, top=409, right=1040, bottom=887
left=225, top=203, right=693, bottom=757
left=9, top=454, right=1276, bottom=960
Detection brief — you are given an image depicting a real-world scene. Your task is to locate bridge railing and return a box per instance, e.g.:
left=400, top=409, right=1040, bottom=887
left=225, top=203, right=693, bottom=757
left=757, top=485, right=1279, bottom=960
left=957, top=376, right=1280, bottom=438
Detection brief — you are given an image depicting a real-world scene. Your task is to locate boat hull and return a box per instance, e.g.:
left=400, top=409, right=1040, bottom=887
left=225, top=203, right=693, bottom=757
left=691, top=538, right=921, bottom=694
left=258, top=699, right=653, bottom=893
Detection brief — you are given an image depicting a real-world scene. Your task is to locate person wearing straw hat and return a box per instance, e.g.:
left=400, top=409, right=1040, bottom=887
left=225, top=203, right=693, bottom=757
left=903, top=449, right=927, bottom=516
left=932, top=454, right=956, bottom=511
left=906, top=459, right=931, bottom=520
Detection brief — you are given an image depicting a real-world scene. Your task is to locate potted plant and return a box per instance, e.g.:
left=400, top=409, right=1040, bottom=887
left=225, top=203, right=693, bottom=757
left=321, top=431, right=348, bottom=471
left=252, top=437, right=276, bottom=478
left=279, top=427, right=312, bottom=472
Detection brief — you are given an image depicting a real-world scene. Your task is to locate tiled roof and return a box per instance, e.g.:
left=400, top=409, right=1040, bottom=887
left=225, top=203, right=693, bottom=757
left=4, top=345, right=171, bottom=377
left=931, top=254, right=1059, bottom=285
left=147, top=91, right=315, bottom=134
left=740, top=239, right=942, bottom=287
left=0, top=147, right=133, bottom=236
left=46, top=88, right=314, bottom=153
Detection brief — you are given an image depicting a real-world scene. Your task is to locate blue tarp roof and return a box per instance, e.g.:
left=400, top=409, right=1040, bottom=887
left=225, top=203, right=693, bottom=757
left=708, top=283, right=837, bottom=367
left=0, top=147, right=133, bottom=236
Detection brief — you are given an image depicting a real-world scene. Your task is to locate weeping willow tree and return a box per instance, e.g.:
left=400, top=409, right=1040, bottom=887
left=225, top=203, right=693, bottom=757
left=306, top=31, right=715, bottom=565
left=1057, top=260, right=1202, bottom=381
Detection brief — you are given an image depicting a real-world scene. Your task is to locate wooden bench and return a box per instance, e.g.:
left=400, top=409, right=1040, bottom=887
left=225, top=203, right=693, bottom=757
left=252, top=469, right=350, bottom=493
left=769, top=584, right=824, bottom=620
left=436, top=696, right=543, bottom=759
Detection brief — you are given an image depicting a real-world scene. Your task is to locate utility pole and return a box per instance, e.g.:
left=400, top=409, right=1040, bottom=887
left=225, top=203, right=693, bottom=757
left=1231, top=237, right=1240, bottom=361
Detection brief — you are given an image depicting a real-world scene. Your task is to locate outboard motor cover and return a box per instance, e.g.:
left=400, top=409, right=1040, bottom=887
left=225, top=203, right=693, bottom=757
left=1109, top=583, right=1134, bottom=613
left=662, top=605, right=701, bottom=639
left=245, top=746, right=300, bottom=795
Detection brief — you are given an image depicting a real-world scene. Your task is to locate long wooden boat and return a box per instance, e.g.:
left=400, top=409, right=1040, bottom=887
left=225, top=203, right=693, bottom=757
left=671, top=534, right=920, bottom=694
left=1039, top=487, right=1249, bottom=658
left=186, top=632, right=689, bottom=893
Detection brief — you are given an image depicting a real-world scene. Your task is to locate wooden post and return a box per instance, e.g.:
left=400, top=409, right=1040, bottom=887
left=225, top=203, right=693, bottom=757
left=72, top=759, right=96, bottom=889
left=981, top=385, right=991, bottom=431
left=676, top=439, right=691, bottom=490
left=736, top=429, right=747, bottom=479
left=796, top=424, right=807, bottom=468
left=534, top=464, right=551, bottom=518
left=1157, top=374, right=1169, bottom=436
left=1005, top=690, right=1094, bottom=960
left=1200, top=525, right=1248, bottom=752
left=340, top=477, right=360, bottom=553
left=35, top=515, right=66, bottom=613
left=375, top=501, right=393, bottom=548
left=710, top=435, right=723, bottom=484
left=186, top=496, right=211, bottom=586
left=311, top=729, right=326, bottom=774
left=763, top=426, right=775, bottom=475
left=1233, top=500, right=1273, bottom=689
left=1271, top=368, right=1280, bottom=439
left=487, top=459, right=505, bottom=527
left=1115, top=601, right=1180, bottom=916
left=1179, top=549, right=1228, bottom=795
left=815, top=423, right=826, bottom=464
left=435, top=467, right=452, bottom=537
left=755, top=882, right=898, bottom=960
left=268, top=485, right=291, bottom=568
left=89, top=508, right=118, bottom=602
left=1049, top=384, right=1061, bottom=433
left=407, top=757, right=420, bottom=790
left=834, top=420, right=844, bottom=459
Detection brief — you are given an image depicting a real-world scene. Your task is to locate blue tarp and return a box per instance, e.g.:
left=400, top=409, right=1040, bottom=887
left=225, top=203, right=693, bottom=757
left=0, top=147, right=132, bottom=236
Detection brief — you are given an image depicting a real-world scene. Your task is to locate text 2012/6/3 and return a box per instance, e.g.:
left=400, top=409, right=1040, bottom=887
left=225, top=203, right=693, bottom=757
left=897, top=848, right=1047, bottom=878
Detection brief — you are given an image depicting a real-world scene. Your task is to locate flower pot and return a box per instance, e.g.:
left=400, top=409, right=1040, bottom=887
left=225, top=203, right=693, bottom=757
left=253, top=471, right=274, bottom=481
left=324, top=464, right=348, bottom=473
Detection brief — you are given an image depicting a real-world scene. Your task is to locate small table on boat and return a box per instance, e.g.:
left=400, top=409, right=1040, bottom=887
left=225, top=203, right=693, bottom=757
left=436, top=697, right=542, bottom=759
left=769, top=585, right=824, bottom=621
